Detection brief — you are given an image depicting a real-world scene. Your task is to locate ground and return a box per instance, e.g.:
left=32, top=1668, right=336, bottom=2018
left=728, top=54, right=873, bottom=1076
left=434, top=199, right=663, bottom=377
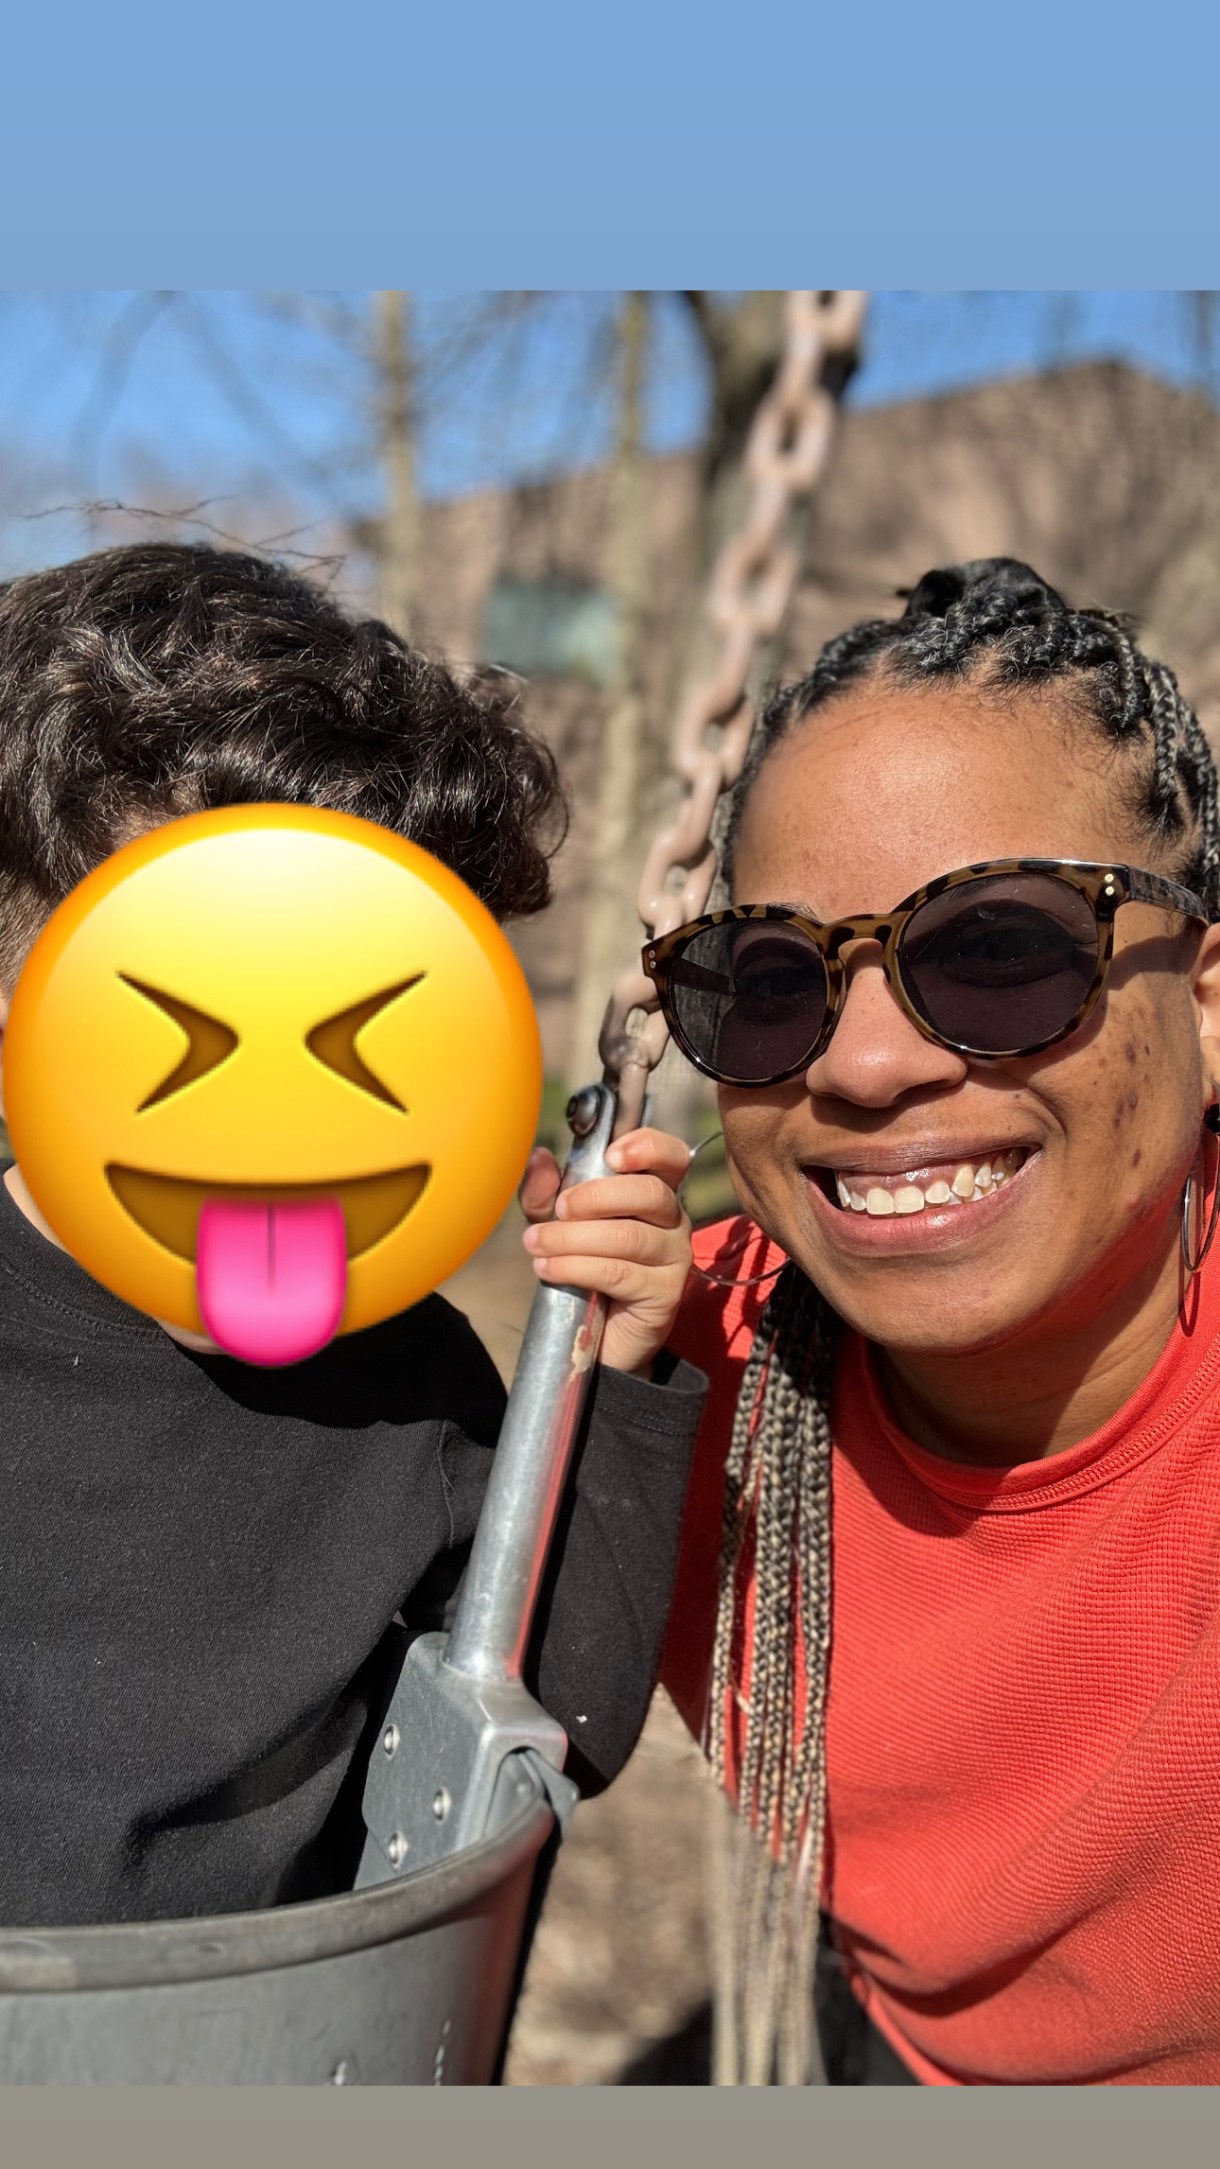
left=440, top=1210, right=716, bottom=2087
left=504, top=1689, right=715, bottom=2085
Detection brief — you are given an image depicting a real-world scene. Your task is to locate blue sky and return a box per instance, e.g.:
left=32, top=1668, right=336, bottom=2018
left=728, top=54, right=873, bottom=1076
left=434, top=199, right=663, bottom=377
left=4, top=13, right=1220, bottom=292
left=0, top=291, right=1216, bottom=581
left=4, top=3, right=1219, bottom=144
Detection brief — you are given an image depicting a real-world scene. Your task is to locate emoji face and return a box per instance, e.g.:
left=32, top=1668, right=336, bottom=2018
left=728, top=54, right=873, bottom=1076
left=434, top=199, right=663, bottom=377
left=3, top=806, right=542, bottom=1365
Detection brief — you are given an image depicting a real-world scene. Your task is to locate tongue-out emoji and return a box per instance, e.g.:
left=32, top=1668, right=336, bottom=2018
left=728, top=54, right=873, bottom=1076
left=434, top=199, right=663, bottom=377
left=197, top=1197, right=348, bottom=1366
left=4, top=805, right=543, bottom=1364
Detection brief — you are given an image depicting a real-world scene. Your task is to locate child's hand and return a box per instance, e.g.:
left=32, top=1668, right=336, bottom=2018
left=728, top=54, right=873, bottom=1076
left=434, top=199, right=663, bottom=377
left=519, top=1128, right=693, bottom=1378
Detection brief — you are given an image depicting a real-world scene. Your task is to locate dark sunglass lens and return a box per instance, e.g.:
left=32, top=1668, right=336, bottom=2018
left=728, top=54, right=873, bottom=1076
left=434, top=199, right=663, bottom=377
left=666, top=920, right=828, bottom=1081
left=900, top=875, right=1099, bottom=1052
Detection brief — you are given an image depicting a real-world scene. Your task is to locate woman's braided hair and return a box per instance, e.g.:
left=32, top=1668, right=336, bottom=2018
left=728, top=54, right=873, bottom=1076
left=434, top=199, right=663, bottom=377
left=708, top=559, right=1220, bottom=2086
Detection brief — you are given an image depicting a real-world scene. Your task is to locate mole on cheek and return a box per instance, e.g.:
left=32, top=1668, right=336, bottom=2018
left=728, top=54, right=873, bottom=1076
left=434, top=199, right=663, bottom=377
left=1127, top=1092, right=1139, bottom=1112
left=1131, top=1149, right=1142, bottom=1168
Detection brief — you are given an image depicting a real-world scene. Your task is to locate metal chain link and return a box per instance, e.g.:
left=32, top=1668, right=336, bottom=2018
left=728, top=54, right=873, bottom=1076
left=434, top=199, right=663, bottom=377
left=598, top=290, right=868, bottom=1133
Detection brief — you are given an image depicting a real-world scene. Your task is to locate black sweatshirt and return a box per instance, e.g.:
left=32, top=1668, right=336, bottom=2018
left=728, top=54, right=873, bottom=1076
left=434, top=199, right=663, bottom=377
left=0, top=1170, right=705, bottom=1927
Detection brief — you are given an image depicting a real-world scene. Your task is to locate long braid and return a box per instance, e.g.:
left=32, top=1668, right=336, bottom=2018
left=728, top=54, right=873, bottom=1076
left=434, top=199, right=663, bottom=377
left=708, top=1263, right=837, bottom=2085
left=708, top=557, right=1220, bottom=2089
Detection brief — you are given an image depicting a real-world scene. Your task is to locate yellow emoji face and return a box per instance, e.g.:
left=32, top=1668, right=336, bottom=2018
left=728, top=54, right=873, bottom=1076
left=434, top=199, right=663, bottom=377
left=3, top=806, right=542, bottom=1365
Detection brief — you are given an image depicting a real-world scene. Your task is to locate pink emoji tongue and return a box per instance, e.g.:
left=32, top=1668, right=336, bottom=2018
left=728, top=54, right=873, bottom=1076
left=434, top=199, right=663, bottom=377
left=196, top=1197, right=348, bottom=1366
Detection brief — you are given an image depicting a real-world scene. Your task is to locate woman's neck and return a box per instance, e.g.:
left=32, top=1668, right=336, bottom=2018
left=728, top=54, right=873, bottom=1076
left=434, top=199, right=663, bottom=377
left=874, top=1238, right=1185, bottom=1467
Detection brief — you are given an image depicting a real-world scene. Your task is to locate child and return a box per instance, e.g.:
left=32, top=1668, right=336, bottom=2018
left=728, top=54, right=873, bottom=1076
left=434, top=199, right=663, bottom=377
left=0, top=542, right=703, bottom=1928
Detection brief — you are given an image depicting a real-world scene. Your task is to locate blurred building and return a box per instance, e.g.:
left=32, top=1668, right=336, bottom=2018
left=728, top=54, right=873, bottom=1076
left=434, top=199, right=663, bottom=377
left=401, top=360, right=1220, bottom=1075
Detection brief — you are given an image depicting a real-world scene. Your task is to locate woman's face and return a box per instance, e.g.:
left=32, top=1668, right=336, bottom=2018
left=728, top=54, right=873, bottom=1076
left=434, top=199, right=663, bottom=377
left=722, top=676, right=1220, bottom=1358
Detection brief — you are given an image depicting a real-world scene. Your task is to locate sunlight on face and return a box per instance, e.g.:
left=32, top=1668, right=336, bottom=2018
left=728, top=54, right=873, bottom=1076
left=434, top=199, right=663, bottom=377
left=722, top=677, right=1211, bottom=1358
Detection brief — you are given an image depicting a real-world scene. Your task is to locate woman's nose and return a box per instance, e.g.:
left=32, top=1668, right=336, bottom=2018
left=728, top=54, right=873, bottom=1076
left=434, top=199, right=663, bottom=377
left=804, top=944, right=967, bottom=1107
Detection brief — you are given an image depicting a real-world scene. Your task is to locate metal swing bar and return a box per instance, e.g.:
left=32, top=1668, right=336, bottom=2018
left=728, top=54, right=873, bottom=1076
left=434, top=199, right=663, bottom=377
left=358, top=289, right=868, bottom=1903
left=0, top=292, right=866, bottom=2085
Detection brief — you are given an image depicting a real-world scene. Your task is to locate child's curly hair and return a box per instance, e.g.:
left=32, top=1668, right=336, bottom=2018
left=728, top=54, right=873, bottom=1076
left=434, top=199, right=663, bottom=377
left=0, top=542, right=566, bottom=984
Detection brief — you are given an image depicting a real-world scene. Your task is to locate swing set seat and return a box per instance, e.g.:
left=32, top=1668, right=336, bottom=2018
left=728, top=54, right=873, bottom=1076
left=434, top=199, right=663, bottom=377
left=0, top=1750, right=554, bottom=2085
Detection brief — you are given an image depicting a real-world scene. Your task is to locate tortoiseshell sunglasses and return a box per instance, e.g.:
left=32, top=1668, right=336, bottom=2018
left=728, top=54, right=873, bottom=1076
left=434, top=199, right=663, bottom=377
left=641, top=858, right=1207, bottom=1087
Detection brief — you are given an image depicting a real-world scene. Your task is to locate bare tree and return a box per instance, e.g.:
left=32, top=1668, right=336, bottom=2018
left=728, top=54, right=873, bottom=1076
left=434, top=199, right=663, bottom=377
left=567, top=292, right=651, bottom=1092
left=372, top=292, right=423, bottom=640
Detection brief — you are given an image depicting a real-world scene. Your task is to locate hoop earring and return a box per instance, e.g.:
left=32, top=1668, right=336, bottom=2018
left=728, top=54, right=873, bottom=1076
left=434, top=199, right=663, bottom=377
left=682, top=1132, right=787, bottom=1290
left=1180, top=1103, right=1220, bottom=1281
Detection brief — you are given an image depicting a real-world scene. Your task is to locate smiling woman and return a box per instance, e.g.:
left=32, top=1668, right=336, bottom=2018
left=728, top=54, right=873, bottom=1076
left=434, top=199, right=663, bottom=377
left=655, top=558, right=1220, bottom=2086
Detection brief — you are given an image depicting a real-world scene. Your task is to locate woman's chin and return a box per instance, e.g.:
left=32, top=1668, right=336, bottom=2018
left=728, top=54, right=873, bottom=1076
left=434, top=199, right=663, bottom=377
left=842, top=1297, right=1036, bottom=1360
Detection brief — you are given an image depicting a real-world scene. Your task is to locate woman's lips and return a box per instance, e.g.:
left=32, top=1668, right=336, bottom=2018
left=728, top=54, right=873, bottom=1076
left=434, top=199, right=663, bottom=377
left=801, top=1148, right=1040, bottom=1254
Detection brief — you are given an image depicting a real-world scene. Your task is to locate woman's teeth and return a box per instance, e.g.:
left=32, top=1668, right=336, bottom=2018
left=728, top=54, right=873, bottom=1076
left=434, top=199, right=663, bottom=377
left=831, top=1149, right=1026, bottom=1216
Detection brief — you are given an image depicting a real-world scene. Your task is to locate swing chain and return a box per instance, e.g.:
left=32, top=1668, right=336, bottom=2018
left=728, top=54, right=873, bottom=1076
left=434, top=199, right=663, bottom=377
left=598, top=289, right=868, bottom=1134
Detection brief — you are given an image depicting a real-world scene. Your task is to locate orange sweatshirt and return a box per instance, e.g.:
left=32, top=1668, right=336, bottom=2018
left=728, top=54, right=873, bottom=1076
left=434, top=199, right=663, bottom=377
left=663, top=1216, right=1220, bottom=2085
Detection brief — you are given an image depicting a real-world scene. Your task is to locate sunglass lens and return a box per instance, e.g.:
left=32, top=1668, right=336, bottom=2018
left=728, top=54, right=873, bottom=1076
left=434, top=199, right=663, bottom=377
left=900, top=875, right=1099, bottom=1053
left=666, top=920, right=829, bottom=1082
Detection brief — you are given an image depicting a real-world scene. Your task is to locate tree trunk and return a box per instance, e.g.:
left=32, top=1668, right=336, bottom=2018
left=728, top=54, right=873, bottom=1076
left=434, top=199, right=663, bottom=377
left=567, top=291, right=652, bottom=1094
left=373, top=291, right=422, bottom=642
